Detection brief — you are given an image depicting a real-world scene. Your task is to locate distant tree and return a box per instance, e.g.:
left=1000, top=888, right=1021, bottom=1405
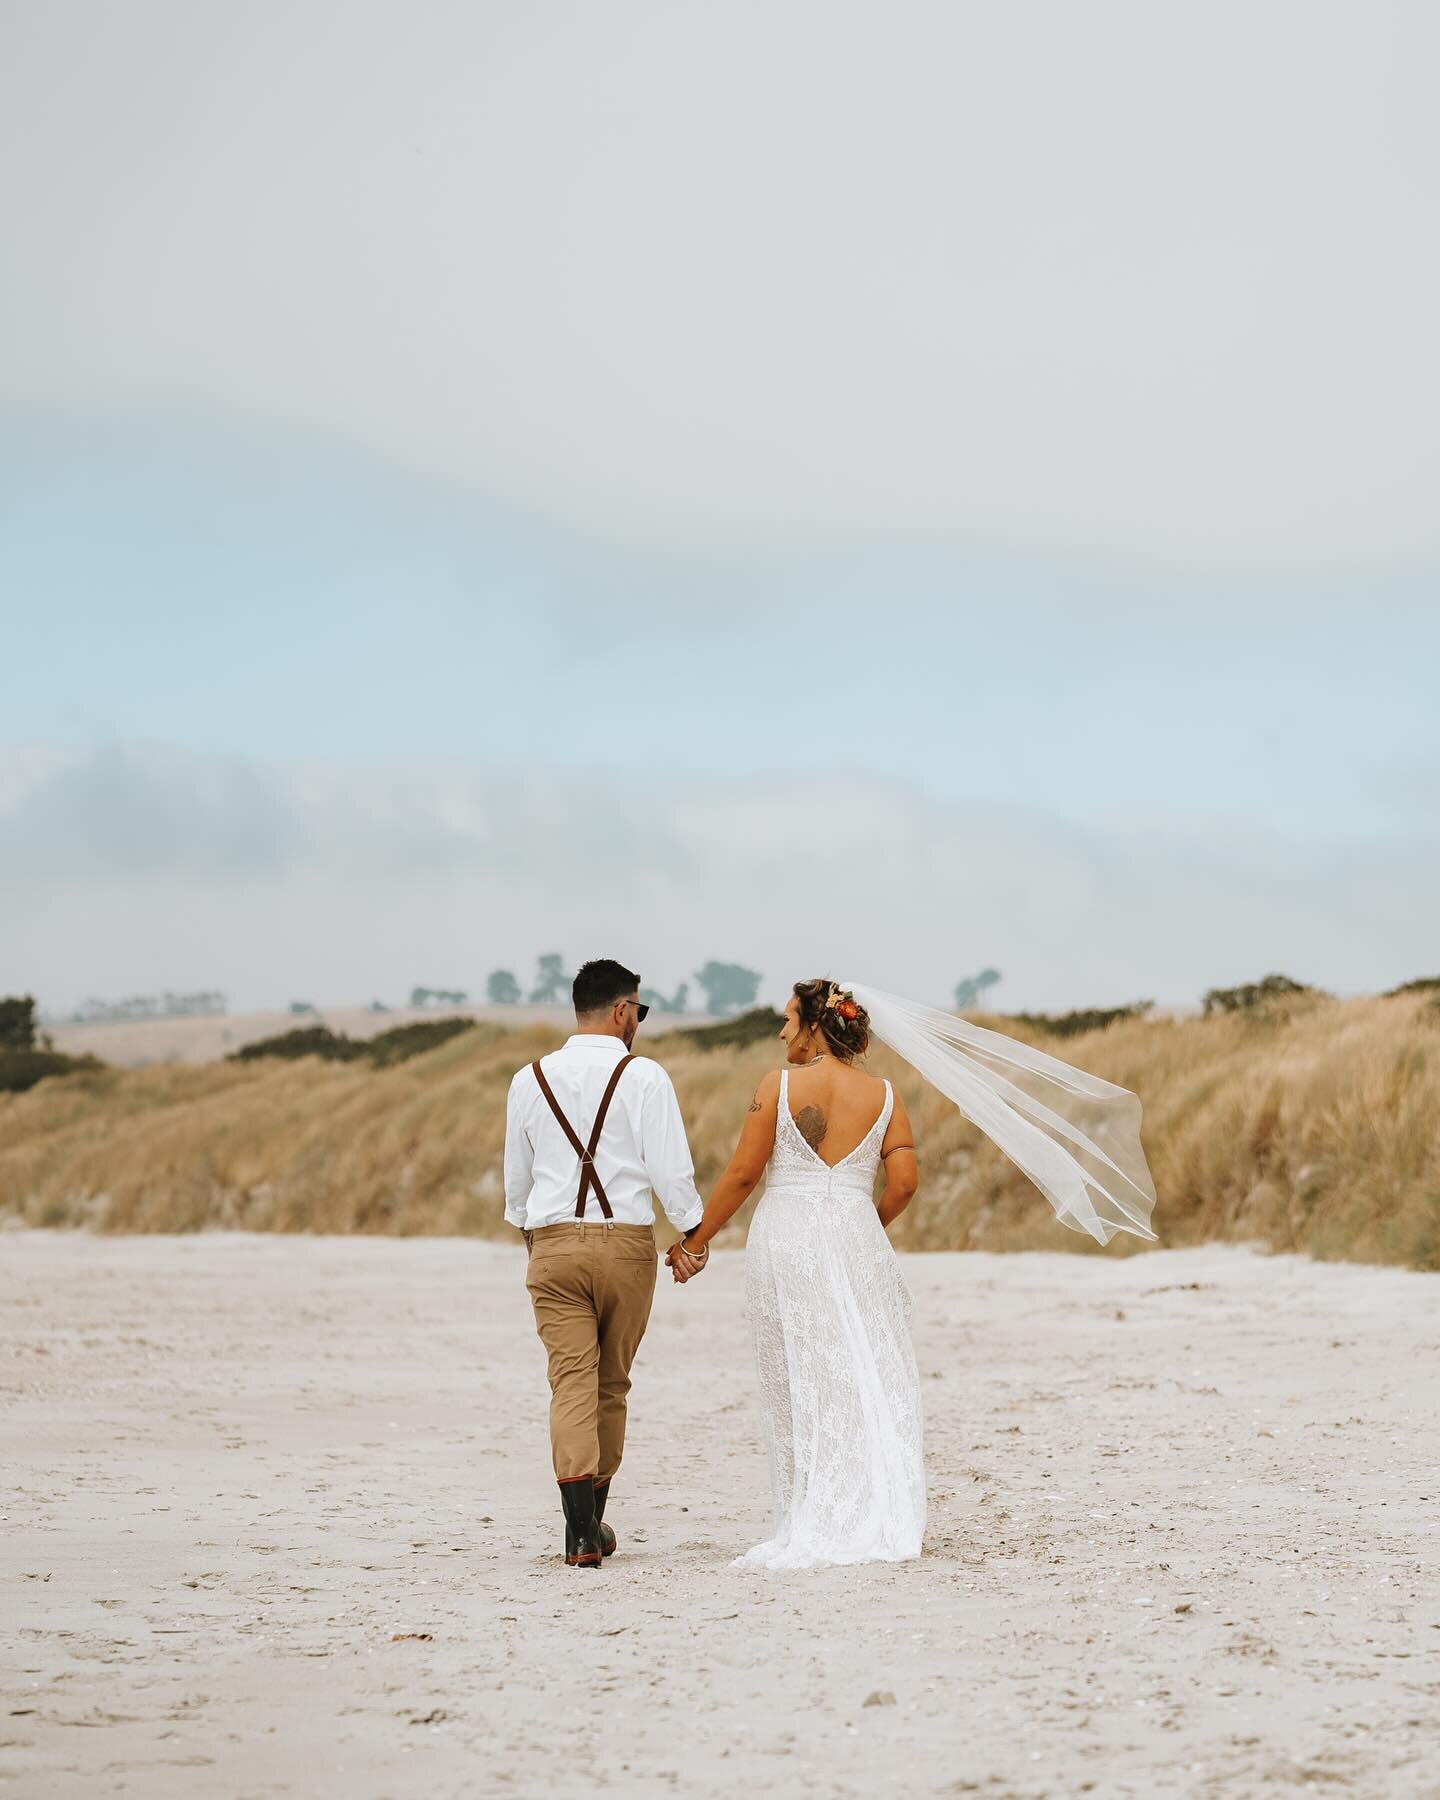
left=0, top=994, right=37, bottom=1050
left=66, top=991, right=225, bottom=1023
left=410, top=986, right=469, bottom=1008
left=953, top=968, right=1002, bottom=1010
left=693, top=961, right=762, bottom=1017
left=164, top=991, right=227, bottom=1018
left=639, top=981, right=690, bottom=1015
left=368, top=999, right=390, bottom=1012
left=487, top=969, right=522, bottom=1005
left=528, top=954, right=571, bottom=1005
left=289, top=1001, right=317, bottom=1015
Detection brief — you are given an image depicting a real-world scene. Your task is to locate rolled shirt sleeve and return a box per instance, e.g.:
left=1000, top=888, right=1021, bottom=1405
left=639, top=1068, right=704, bottom=1234
left=503, top=1071, right=535, bottom=1229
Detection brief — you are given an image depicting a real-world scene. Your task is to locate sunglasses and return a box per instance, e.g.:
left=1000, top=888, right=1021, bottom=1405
left=628, top=998, right=650, bottom=1022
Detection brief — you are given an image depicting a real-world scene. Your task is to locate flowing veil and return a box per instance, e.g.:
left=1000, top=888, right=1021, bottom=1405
left=842, top=982, right=1158, bottom=1245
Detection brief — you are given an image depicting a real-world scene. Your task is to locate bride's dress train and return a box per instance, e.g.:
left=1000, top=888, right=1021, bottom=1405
left=738, top=1072, right=925, bottom=1569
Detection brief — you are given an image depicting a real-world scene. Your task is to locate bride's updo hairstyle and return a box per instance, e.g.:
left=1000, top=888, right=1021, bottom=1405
left=793, top=978, right=871, bottom=1061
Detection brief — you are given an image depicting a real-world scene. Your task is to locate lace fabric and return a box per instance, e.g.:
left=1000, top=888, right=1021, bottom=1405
left=738, top=1072, right=926, bottom=1569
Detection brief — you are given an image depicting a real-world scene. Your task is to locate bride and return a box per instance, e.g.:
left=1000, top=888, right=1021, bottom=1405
left=667, top=977, right=1158, bottom=1569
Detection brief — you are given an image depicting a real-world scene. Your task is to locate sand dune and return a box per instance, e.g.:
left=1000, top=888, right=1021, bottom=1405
left=11, top=996, right=1439, bottom=1265
left=3, top=1233, right=1436, bottom=1796
left=44, top=1003, right=541, bottom=1067
left=44, top=1004, right=713, bottom=1068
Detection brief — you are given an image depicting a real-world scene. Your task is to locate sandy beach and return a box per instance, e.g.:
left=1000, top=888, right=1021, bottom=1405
left=3, top=1233, right=1436, bottom=1798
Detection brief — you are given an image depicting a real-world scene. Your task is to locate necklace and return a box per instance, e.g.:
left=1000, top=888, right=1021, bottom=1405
left=799, top=1053, right=828, bottom=1067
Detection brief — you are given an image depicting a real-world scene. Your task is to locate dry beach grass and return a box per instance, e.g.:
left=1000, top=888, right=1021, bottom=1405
left=3, top=994, right=1438, bottom=1266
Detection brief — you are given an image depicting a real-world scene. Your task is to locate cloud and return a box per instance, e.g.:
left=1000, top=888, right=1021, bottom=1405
left=0, top=744, right=300, bottom=881
left=3, top=7, right=1439, bottom=574
left=2, top=745, right=1435, bottom=1014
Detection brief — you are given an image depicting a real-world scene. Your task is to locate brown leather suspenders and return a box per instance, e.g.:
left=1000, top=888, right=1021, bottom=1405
left=530, top=1055, right=636, bottom=1219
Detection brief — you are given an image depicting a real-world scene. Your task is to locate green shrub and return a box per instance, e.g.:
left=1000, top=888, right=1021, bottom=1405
left=229, top=1026, right=366, bottom=1063
left=363, top=1018, right=476, bottom=1065
left=660, top=1007, right=785, bottom=1052
left=1202, top=974, right=1317, bottom=1015
left=1011, top=1001, right=1154, bottom=1038
left=0, top=1047, right=103, bottom=1093
left=229, top=1017, right=476, bottom=1067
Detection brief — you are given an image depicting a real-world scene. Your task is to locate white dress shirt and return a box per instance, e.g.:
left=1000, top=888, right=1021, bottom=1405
left=504, top=1034, right=704, bottom=1233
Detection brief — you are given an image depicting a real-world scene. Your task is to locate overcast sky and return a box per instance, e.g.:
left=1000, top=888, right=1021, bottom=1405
left=5, top=0, right=1439, bottom=570
left=2, top=4, right=1437, bottom=1012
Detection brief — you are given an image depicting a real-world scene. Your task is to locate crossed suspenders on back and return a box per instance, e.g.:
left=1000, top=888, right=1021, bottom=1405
left=530, top=1055, right=636, bottom=1219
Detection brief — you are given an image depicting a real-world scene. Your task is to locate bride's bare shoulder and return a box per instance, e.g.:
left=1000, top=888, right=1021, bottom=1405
left=787, top=1060, right=879, bottom=1088
left=747, top=1068, right=783, bottom=1113
left=789, top=1061, right=886, bottom=1109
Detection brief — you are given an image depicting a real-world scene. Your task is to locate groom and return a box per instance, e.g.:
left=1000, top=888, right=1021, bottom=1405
left=504, top=959, right=709, bottom=1569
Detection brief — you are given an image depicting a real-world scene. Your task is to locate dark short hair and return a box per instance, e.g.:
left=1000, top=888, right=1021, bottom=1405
left=573, top=958, right=641, bottom=1016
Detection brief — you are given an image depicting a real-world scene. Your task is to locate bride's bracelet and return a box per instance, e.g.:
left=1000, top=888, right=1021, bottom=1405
left=679, top=1237, right=709, bottom=1259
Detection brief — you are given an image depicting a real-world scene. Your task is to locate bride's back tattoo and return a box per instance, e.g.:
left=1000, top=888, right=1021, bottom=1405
left=794, top=1104, right=827, bottom=1150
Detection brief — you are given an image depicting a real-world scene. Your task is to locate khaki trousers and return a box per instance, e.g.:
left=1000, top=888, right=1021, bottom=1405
left=525, top=1221, right=658, bottom=1484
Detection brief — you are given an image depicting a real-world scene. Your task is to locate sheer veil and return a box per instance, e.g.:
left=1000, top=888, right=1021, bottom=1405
left=842, top=982, right=1158, bottom=1246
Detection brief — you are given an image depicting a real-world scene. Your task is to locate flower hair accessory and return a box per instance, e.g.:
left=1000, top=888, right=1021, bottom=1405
left=824, top=983, right=860, bottom=1022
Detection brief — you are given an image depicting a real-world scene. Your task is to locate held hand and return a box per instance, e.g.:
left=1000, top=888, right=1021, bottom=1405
left=665, top=1239, right=709, bottom=1284
left=666, top=1234, right=709, bottom=1265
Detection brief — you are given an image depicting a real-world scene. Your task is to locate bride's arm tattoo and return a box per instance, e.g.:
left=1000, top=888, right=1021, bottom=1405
left=748, top=1091, right=762, bottom=1113
left=795, top=1104, right=827, bottom=1150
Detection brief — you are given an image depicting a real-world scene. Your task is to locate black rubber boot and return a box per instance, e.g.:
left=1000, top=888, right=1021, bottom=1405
left=593, top=1479, right=617, bottom=1559
left=559, top=1479, right=604, bottom=1568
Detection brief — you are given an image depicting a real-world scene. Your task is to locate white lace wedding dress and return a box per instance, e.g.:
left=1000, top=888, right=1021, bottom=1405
left=737, top=1072, right=926, bottom=1569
